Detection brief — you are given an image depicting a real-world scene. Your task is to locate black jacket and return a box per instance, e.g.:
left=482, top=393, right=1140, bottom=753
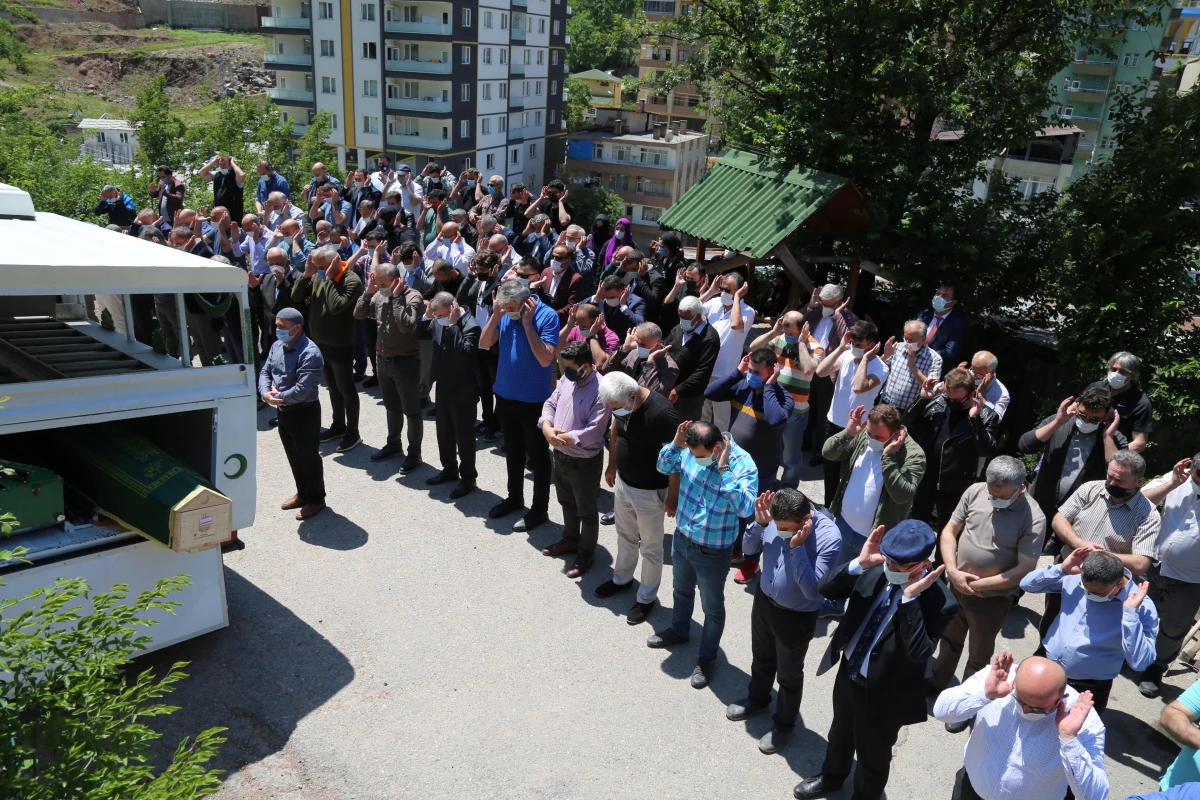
left=664, top=321, right=720, bottom=399
left=466, top=275, right=502, bottom=350
left=1018, top=415, right=1128, bottom=519
left=818, top=560, right=958, bottom=727
left=624, top=267, right=666, bottom=324
left=414, top=311, right=480, bottom=400
left=907, top=396, right=999, bottom=496
left=916, top=308, right=968, bottom=368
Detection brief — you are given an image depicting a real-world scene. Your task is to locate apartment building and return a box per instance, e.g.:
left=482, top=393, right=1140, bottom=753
left=261, top=0, right=570, bottom=186
left=636, top=0, right=711, bottom=137
left=564, top=120, right=708, bottom=250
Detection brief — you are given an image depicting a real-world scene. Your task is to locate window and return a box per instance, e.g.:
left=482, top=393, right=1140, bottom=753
left=363, top=79, right=378, bottom=96
left=96, top=132, right=106, bottom=143
left=1061, top=105, right=1073, bottom=118
left=521, top=111, right=529, bottom=126
left=303, top=38, right=312, bottom=54
left=511, top=148, right=520, bottom=164
left=500, top=49, right=508, bottom=64
left=500, top=82, right=508, bottom=98
left=535, top=110, right=542, bottom=125
left=528, top=143, right=537, bottom=158
left=501, top=12, right=509, bottom=29
left=330, top=113, right=338, bottom=130
left=679, top=50, right=689, bottom=60
left=462, top=8, right=471, bottom=26
left=608, top=174, right=629, bottom=191
left=536, top=50, right=544, bottom=65
left=362, top=42, right=377, bottom=59
left=641, top=147, right=668, bottom=165
left=552, top=20, right=560, bottom=35
left=322, top=76, right=337, bottom=93
left=636, top=177, right=668, bottom=196
left=363, top=116, right=379, bottom=134
left=320, top=39, right=335, bottom=57
left=523, top=80, right=530, bottom=96
left=551, top=50, right=559, bottom=65
left=549, top=80, right=558, bottom=95
left=361, top=2, right=375, bottom=20
left=640, top=206, right=663, bottom=222
left=1107, top=107, right=1118, bottom=121
left=612, top=145, right=632, bottom=161
left=461, top=120, right=470, bottom=137
left=499, top=116, right=507, bottom=132
left=1122, top=52, right=1140, bottom=67
left=482, top=118, right=491, bottom=135
left=462, top=45, right=472, bottom=64
left=524, top=49, right=531, bottom=65
left=1116, top=81, right=1132, bottom=94
left=484, top=10, right=493, bottom=27
left=318, top=1, right=332, bottom=18
left=486, top=152, right=496, bottom=169
left=442, top=125, right=450, bottom=140
left=461, top=83, right=471, bottom=101
left=482, top=82, right=492, bottom=100
left=483, top=47, right=492, bottom=64
left=119, top=132, right=129, bottom=143
left=549, top=109, right=556, bottom=124
left=538, top=18, right=546, bottom=33
left=462, top=157, right=472, bottom=171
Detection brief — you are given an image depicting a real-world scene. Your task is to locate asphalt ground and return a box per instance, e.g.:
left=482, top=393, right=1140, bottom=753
left=142, top=379, right=1192, bottom=800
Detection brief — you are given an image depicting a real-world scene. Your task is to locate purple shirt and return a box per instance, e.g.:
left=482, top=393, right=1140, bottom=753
left=566, top=325, right=620, bottom=354
left=538, top=372, right=612, bottom=458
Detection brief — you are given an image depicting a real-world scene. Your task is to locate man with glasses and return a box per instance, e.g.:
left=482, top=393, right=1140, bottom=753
left=933, top=652, right=1108, bottom=800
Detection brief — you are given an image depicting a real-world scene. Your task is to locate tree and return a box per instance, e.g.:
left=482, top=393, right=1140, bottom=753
left=568, top=186, right=624, bottom=233
left=648, top=0, right=1168, bottom=314
left=0, top=1, right=37, bottom=75
left=566, top=0, right=640, bottom=72
left=293, top=110, right=335, bottom=187
left=129, top=76, right=186, bottom=173
left=564, top=76, right=594, bottom=133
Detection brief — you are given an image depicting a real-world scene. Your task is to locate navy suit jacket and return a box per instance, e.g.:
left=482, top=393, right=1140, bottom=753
left=917, top=307, right=968, bottom=367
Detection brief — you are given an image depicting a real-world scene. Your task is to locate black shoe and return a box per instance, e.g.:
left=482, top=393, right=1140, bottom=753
left=481, top=428, right=502, bottom=443
left=594, top=578, right=634, bottom=598
left=794, top=776, right=840, bottom=799
left=601, top=511, right=615, bottom=526
left=513, top=513, right=547, bottom=533
left=425, top=469, right=458, bottom=486
left=627, top=600, right=654, bottom=625
left=268, top=417, right=279, bottom=428
left=726, top=699, right=770, bottom=721
left=335, top=432, right=361, bottom=453
left=690, top=660, right=715, bottom=689
left=944, top=719, right=971, bottom=734
left=759, top=726, right=792, bottom=754
left=370, top=443, right=402, bottom=462
left=398, top=454, right=422, bottom=474
left=319, top=426, right=347, bottom=443
left=424, top=404, right=437, bottom=418
left=488, top=497, right=524, bottom=518
left=362, top=375, right=379, bottom=388
left=448, top=480, right=476, bottom=499
left=353, top=373, right=366, bottom=383
left=647, top=629, right=688, bottom=649
left=1139, top=664, right=1166, bottom=697
left=808, top=454, right=824, bottom=467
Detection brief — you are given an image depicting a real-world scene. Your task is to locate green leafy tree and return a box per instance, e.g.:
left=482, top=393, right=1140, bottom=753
left=293, top=110, right=335, bottom=187
left=129, top=76, right=186, bottom=174
left=567, top=0, right=640, bottom=72
left=568, top=186, right=624, bottom=233
left=0, top=1, right=36, bottom=74
left=564, top=76, right=594, bottom=133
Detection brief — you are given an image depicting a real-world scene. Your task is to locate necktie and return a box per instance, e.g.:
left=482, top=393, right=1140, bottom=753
left=926, top=315, right=943, bottom=343
left=846, top=583, right=898, bottom=679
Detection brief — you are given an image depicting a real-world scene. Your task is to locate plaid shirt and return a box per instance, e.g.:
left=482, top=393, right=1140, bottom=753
left=656, top=439, right=758, bottom=548
left=881, top=346, right=942, bottom=411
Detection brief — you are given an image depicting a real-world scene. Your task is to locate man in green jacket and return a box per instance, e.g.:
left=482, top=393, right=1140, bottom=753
left=819, top=402, right=926, bottom=617
left=291, top=245, right=365, bottom=452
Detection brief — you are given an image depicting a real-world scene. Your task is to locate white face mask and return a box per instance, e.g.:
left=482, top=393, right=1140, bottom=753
left=506, top=310, right=523, bottom=321
left=550, top=259, right=565, bottom=273
left=866, top=436, right=887, bottom=452
left=1191, top=479, right=1200, bottom=497
left=883, top=564, right=913, bottom=584
left=1086, top=588, right=1117, bottom=603
left=1075, top=417, right=1101, bottom=435
left=435, top=315, right=453, bottom=326
left=989, top=494, right=1016, bottom=509
left=377, top=287, right=392, bottom=298
left=906, top=341, right=921, bottom=354
left=821, top=305, right=836, bottom=317
left=605, top=297, right=621, bottom=307
left=851, top=346, right=867, bottom=358
left=720, top=291, right=734, bottom=307
left=974, top=378, right=985, bottom=389
left=1107, top=371, right=1128, bottom=389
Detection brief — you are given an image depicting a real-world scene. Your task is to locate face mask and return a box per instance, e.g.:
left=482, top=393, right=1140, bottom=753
left=821, top=305, right=836, bottom=318
left=866, top=437, right=888, bottom=452
left=694, top=454, right=715, bottom=467
left=636, top=346, right=652, bottom=359
left=317, top=269, right=327, bottom=280
left=506, top=310, right=523, bottom=321
left=615, top=230, right=625, bottom=240
left=563, top=366, right=585, bottom=382
left=1105, top=481, right=1135, bottom=499
left=906, top=341, right=921, bottom=354
left=1086, top=590, right=1116, bottom=602
left=720, top=291, right=734, bottom=307
left=1075, top=417, right=1100, bottom=435
left=377, top=287, right=392, bottom=299
left=214, top=168, right=230, bottom=176
left=355, top=181, right=366, bottom=189
left=488, top=186, right=498, bottom=196
left=883, top=564, right=913, bottom=584
left=657, top=246, right=668, bottom=258
left=679, top=317, right=695, bottom=332
left=851, top=346, right=866, bottom=358
left=989, top=494, right=1015, bottom=509
left=550, top=259, right=565, bottom=273
left=932, top=295, right=950, bottom=313
left=784, top=334, right=798, bottom=345
left=1107, top=371, right=1128, bottom=389
left=435, top=315, right=453, bottom=326
left=518, top=277, right=531, bottom=288
left=467, top=180, right=476, bottom=188
left=1017, top=708, right=1054, bottom=722
left=276, top=328, right=294, bottom=342
left=974, top=378, right=985, bottom=389
left=612, top=405, right=633, bottom=418
left=746, top=373, right=765, bottom=389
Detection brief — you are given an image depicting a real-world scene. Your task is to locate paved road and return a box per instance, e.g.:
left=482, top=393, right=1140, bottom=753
left=144, top=382, right=1189, bottom=799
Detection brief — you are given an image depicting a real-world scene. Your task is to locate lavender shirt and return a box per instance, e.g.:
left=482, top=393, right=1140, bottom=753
left=538, top=373, right=612, bottom=459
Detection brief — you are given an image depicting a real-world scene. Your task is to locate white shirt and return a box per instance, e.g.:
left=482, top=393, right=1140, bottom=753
left=703, top=297, right=755, bottom=382
left=827, top=350, right=889, bottom=426
left=425, top=237, right=476, bottom=276
left=842, top=446, right=884, bottom=536
left=841, top=558, right=920, bottom=678
left=933, top=663, right=1108, bottom=800
left=983, top=376, right=1011, bottom=420
left=811, top=315, right=834, bottom=354
left=1151, top=477, right=1200, bottom=583
left=548, top=268, right=566, bottom=297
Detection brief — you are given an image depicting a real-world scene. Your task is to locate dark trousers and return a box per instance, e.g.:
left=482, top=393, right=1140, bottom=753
left=553, top=450, right=604, bottom=553
left=278, top=401, right=325, bottom=503
left=822, top=419, right=845, bottom=505
left=1067, top=676, right=1113, bottom=715
left=363, top=320, right=378, bottom=376
left=952, top=767, right=984, bottom=800
left=319, top=343, right=359, bottom=436
left=497, top=396, right=551, bottom=516
left=1147, top=563, right=1200, bottom=668
left=248, top=289, right=271, bottom=368
left=131, top=293, right=157, bottom=347
left=353, top=319, right=369, bottom=377
left=436, top=399, right=478, bottom=480
left=475, top=346, right=500, bottom=430
left=747, top=585, right=819, bottom=730
left=804, top=375, right=833, bottom=450
left=821, top=661, right=902, bottom=800
left=378, top=354, right=422, bottom=455
left=673, top=392, right=705, bottom=422
left=931, top=589, right=1012, bottom=689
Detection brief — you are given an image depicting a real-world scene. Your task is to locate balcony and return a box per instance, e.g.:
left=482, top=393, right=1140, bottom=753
left=511, top=26, right=526, bottom=41
left=1064, top=113, right=1101, bottom=123
left=264, top=52, right=313, bottom=68
left=512, top=0, right=527, bottom=6
left=510, top=62, right=525, bottom=75
left=268, top=87, right=315, bottom=102
left=1003, top=153, right=1066, bottom=165
left=510, top=95, right=525, bottom=107
left=386, top=132, right=453, bottom=150
left=385, top=58, right=452, bottom=74
left=385, top=96, right=453, bottom=113
left=643, top=0, right=675, bottom=12
left=1064, top=84, right=1108, bottom=98
left=261, top=15, right=310, bottom=29
left=1073, top=57, right=1117, bottom=75
left=291, top=124, right=308, bottom=136
left=508, top=126, right=524, bottom=139
left=384, top=20, right=451, bottom=35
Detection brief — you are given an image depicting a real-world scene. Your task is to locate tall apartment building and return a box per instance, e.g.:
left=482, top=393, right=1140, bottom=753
left=636, top=0, right=711, bottom=136
left=262, top=0, right=570, bottom=185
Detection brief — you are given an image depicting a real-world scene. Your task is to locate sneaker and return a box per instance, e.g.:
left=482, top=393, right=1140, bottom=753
left=474, top=421, right=489, bottom=434
left=734, top=560, right=759, bottom=584
left=362, top=375, right=379, bottom=388
left=482, top=428, right=502, bottom=443
left=601, top=511, right=616, bottom=526
left=594, top=578, right=634, bottom=598
left=1139, top=664, right=1166, bottom=698
left=626, top=600, right=655, bottom=625
left=818, top=598, right=845, bottom=619
left=319, top=426, right=347, bottom=443
left=335, top=432, right=361, bottom=453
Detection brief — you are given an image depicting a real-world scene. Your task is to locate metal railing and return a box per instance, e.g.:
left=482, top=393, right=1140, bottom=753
left=511, top=26, right=526, bottom=40
left=384, top=59, right=452, bottom=74
left=386, top=133, right=453, bottom=150
left=1065, top=85, right=1108, bottom=95
left=383, top=20, right=452, bottom=35
left=510, top=62, right=525, bottom=74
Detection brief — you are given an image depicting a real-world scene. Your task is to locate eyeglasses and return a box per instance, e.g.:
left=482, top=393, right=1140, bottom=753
left=1076, top=411, right=1107, bottom=425
left=1011, top=691, right=1061, bottom=716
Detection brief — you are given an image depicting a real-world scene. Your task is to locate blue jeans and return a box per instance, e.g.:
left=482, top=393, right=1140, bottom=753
left=779, top=409, right=810, bottom=489
left=669, top=532, right=734, bottom=663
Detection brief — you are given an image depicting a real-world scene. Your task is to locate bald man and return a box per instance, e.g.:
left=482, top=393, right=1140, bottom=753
left=425, top=220, right=476, bottom=276
left=964, top=350, right=1011, bottom=420
left=488, top=232, right=519, bottom=271
left=933, top=652, right=1108, bottom=800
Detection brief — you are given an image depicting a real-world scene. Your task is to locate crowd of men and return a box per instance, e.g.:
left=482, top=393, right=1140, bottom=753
left=95, top=157, right=1200, bottom=800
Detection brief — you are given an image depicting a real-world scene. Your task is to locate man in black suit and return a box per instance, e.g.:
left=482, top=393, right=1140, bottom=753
left=794, top=519, right=957, bottom=800
left=663, top=295, right=720, bottom=422
left=915, top=282, right=968, bottom=368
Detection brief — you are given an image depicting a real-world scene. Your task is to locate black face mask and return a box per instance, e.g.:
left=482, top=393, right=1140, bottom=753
left=1105, top=481, right=1136, bottom=499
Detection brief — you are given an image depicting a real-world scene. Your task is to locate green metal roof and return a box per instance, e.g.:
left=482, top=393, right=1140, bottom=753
left=658, top=149, right=861, bottom=258
left=571, top=69, right=621, bottom=82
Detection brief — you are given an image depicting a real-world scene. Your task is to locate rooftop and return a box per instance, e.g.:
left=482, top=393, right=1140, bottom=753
left=76, top=114, right=142, bottom=131
left=570, top=69, right=622, bottom=82
left=567, top=127, right=707, bottom=144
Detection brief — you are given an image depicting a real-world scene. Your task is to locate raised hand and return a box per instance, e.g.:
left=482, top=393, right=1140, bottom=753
left=844, top=404, right=867, bottom=438
left=789, top=516, right=814, bottom=549
left=858, top=525, right=886, bottom=568
left=735, top=281, right=750, bottom=300
left=835, top=298, right=850, bottom=316
left=968, top=391, right=984, bottom=419
left=983, top=651, right=1015, bottom=700
left=839, top=330, right=853, bottom=350
left=589, top=314, right=604, bottom=336
left=737, top=354, right=751, bottom=375
left=903, top=564, right=946, bottom=600
left=1172, top=456, right=1194, bottom=486
left=391, top=274, right=407, bottom=295
left=1104, top=409, right=1121, bottom=439
left=648, top=343, right=671, bottom=360
left=673, top=419, right=693, bottom=448
left=766, top=363, right=781, bottom=385
left=1056, top=691, right=1093, bottom=740
left=882, top=336, right=897, bottom=361
left=1124, top=580, right=1151, bottom=609
left=753, top=490, right=774, bottom=526
left=1062, top=544, right=1099, bottom=576
left=717, top=433, right=732, bottom=470
left=919, top=376, right=941, bottom=400
left=620, top=284, right=631, bottom=306
left=1055, top=395, right=1076, bottom=425
left=882, top=427, right=907, bottom=456
left=622, top=329, right=637, bottom=352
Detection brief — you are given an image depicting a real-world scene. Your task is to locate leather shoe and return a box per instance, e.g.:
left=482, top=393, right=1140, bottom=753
left=726, top=699, right=770, bottom=721
left=362, top=375, right=379, bottom=388
left=488, top=497, right=524, bottom=519
left=398, top=454, right=422, bottom=474
left=626, top=600, right=654, bottom=625
left=690, top=660, right=715, bottom=689
left=448, top=480, right=476, bottom=499
left=601, top=511, right=615, bottom=525
left=595, top=578, right=634, bottom=598
left=295, top=503, right=326, bottom=520
left=944, top=719, right=970, bottom=734
left=370, top=443, right=402, bottom=462
left=542, top=539, right=577, bottom=557
left=794, top=776, right=840, bottom=799
left=567, top=551, right=594, bottom=578
left=646, top=629, right=688, bottom=649
left=759, top=726, right=792, bottom=754
left=425, top=469, right=458, bottom=486
left=514, top=513, right=547, bottom=533
left=319, top=426, right=346, bottom=443
left=281, top=495, right=304, bottom=510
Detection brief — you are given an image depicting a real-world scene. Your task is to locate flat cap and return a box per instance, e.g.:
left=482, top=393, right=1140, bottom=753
left=880, top=519, right=936, bottom=564
left=275, top=307, right=304, bottom=325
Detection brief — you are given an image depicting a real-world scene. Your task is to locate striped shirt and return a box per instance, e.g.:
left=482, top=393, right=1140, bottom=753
left=770, top=334, right=816, bottom=414
left=1058, top=480, right=1160, bottom=557
left=656, top=439, right=758, bottom=548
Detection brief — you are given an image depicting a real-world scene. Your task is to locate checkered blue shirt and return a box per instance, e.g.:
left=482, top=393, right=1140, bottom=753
left=656, top=440, right=758, bottom=548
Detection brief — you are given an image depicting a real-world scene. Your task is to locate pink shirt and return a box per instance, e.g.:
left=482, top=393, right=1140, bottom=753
left=566, top=325, right=620, bottom=354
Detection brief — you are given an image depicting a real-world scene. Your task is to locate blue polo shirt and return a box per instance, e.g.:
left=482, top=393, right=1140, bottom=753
left=494, top=297, right=558, bottom=404
left=257, top=172, right=291, bottom=206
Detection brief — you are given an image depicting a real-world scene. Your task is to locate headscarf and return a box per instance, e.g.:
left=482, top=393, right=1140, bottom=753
left=604, top=217, right=632, bottom=267
left=588, top=214, right=612, bottom=257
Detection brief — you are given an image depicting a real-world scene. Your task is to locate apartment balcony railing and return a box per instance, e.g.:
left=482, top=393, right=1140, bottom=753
left=261, top=15, right=310, bottom=28
left=264, top=52, right=313, bottom=66
left=267, top=87, right=315, bottom=102
left=511, top=26, right=526, bottom=40
left=385, top=96, right=452, bottom=113
left=510, top=62, right=526, bottom=74
left=291, top=124, right=308, bottom=136
left=570, top=152, right=672, bottom=170
left=385, top=58, right=452, bottom=74
left=386, top=133, right=453, bottom=150
left=508, top=126, right=524, bottom=139
left=384, top=20, right=452, bottom=35
left=512, top=0, right=527, bottom=6
left=1066, top=113, right=1102, bottom=122
left=1004, top=153, right=1065, bottom=165
left=1065, top=85, right=1108, bottom=96
left=644, top=0, right=675, bottom=12
left=1073, top=58, right=1116, bottom=66
left=510, top=95, right=525, bottom=107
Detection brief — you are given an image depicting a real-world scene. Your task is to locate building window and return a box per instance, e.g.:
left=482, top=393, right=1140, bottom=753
left=528, top=143, right=537, bottom=158
left=551, top=50, right=559, bottom=65
left=524, top=48, right=531, bottom=65
left=501, top=12, right=508, bottom=29
left=1061, top=105, right=1073, bottom=118
left=538, top=18, right=546, bottom=33
left=552, top=20, right=560, bottom=35
left=1107, top=107, right=1118, bottom=121
left=523, top=80, right=530, bottom=96
left=609, top=174, right=628, bottom=191
left=500, top=82, right=508, bottom=98
left=535, top=110, right=542, bottom=125
left=484, top=10, right=493, bottom=27
left=499, top=116, right=507, bottom=132
left=330, top=113, right=338, bottom=130
left=482, top=82, right=492, bottom=100
left=511, top=148, right=519, bottom=164
left=500, top=48, right=508, bottom=64
left=549, top=80, right=558, bottom=95
left=483, top=47, right=492, bottom=64
left=536, top=49, right=544, bottom=65
left=679, top=50, right=689, bottom=60
left=461, top=83, right=471, bottom=101
left=364, top=79, right=378, bottom=96
left=1122, top=52, right=1140, bottom=67
left=641, top=147, right=668, bottom=165
left=1116, top=81, right=1131, bottom=94
left=636, top=176, right=668, bottom=196
left=362, top=42, right=377, bottom=59
left=322, top=76, right=337, bottom=93
left=320, top=39, right=335, bottom=57
left=462, top=45, right=472, bottom=64
left=361, top=2, right=375, bottom=20
left=442, top=125, right=450, bottom=140
left=482, top=118, right=491, bottom=135
left=363, top=115, right=379, bottom=134
left=459, top=120, right=469, bottom=137
left=549, top=109, right=556, bottom=124
left=641, top=206, right=663, bottom=222
left=318, top=1, right=333, bottom=18
left=613, top=145, right=632, bottom=161
left=486, top=152, right=496, bottom=169
left=462, top=8, right=471, bottom=26
left=521, top=111, right=529, bottom=126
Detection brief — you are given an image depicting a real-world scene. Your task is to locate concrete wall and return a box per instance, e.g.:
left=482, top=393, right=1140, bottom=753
left=140, top=0, right=268, bottom=31
left=7, top=7, right=145, bottom=27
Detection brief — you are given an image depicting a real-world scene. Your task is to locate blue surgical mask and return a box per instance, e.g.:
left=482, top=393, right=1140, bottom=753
left=657, top=246, right=667, bottom=258
left=518, top=277, right=531, bottom=288
left=276, top=328, right=295, bottom=343
left=467, top=179, right=476, bottom=188
left=612, top=405, right=633, bottom=418
left=317, top=269, right=327, bottom=280
left=214, top=168, right=230, bottom=176
left=488, top=185, right=498, bottom=196
left=783, top=334, right=798, bottom=345
left=932, top=295, right=950, bottom=313
left=636, top=346, right=651, bottom=359
left=1086, top=590, right=1115, bottom=603
left=746, top=373, right=765, bottom=389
